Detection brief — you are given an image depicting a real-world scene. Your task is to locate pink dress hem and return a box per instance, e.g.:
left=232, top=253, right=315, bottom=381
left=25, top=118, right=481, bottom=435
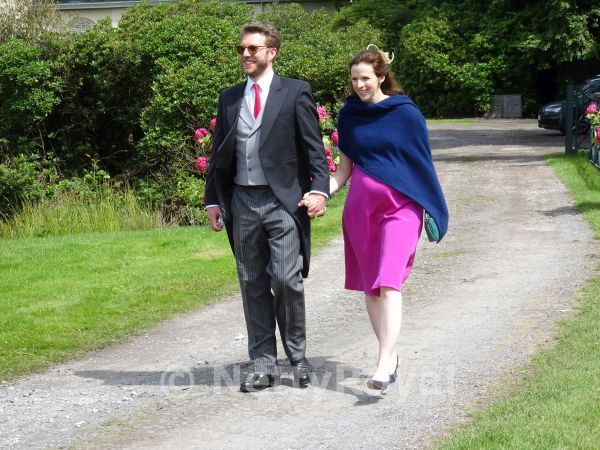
left=342, top=166, right=423, bottom=297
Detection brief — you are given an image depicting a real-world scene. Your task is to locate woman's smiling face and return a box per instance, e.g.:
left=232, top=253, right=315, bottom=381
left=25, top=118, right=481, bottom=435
left=351, top=62, right=386, bottom=104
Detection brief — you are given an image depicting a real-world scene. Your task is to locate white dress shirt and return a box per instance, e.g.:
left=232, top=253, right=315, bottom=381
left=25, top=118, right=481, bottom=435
left=244, top=69, right=274, bottom=118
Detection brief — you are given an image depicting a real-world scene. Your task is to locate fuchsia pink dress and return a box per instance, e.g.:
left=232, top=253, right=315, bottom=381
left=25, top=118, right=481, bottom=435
left=342, top=165, right=423, bottom=296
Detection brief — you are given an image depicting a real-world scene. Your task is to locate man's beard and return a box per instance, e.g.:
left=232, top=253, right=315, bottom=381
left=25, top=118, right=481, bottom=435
left=243, top=56, right=269, bottom=78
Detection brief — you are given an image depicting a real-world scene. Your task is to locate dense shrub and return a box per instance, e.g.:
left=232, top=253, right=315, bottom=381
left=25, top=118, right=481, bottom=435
left=123, top=0, right=251, bottom=170
left=0, top=155, right=47, bottom=218
left=0, top=38, right=63, bottom=156
left=0, top=0, right=379, bottom=226
left=117, top=0, right=252, bottom=223
left=396, top=14, right=497, bottom=116
left=49, top=19, right=141, bottom=175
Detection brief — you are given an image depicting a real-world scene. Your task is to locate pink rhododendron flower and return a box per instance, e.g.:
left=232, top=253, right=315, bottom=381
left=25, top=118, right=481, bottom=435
left=194, top=128, right=209, bottom=141
left=196, top=156, right=208, bottom=173
left=331, top=130, right=338, bottom=146
left=317, top=105, right=330, bottom=122
left=209, top=117, right=217, bottom=129
left=324, top=147, right=332, bottom=158
left=328, top=160, right=337, bottom=173
left=586, top=103, right=598, bottom=114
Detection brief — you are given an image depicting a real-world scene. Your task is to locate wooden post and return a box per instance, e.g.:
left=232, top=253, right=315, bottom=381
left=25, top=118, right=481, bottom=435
left=565, top=82, right=575, bottom=155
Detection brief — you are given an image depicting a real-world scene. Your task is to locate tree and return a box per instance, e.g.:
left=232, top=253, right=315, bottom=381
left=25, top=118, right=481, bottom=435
left=338, top=0, right=600, bottom=115
left=0, top=0, right=67, bottom=44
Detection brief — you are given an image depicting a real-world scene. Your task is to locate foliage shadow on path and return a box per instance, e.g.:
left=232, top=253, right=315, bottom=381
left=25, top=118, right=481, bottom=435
left=75, top=356, right=383, bottom=406
left=428, top=128, right=564, bottom=150
left=433, top=153, right=546, bottom=164
left=539, top=202, right=600, bottom=217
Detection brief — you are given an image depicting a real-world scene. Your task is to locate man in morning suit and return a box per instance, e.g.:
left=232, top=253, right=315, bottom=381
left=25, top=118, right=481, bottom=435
left=204, top=23, right=329, bottom=393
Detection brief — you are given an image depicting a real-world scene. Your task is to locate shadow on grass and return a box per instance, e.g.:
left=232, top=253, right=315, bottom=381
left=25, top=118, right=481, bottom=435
left=575, top=201, right=600, bottom=213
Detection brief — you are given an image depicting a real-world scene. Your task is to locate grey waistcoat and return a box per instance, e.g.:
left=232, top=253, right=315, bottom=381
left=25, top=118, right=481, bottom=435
left=234, top=99, right=268, bottom=186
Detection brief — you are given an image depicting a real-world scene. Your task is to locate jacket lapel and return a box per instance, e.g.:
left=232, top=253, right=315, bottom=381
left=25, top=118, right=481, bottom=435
left=259, top=74, right=287, bottom=150
left=213, top=83, right=244, bottom=166
left=225, top=83, right=245, bottom=132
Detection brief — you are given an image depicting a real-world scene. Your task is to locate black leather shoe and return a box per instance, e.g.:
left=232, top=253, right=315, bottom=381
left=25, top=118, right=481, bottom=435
left=291, top=358, right=312, bottom=388
left=240, top=373, right=279, bottom=393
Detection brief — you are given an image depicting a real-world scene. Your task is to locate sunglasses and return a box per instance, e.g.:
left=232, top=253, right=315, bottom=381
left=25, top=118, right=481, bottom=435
left=235, top=45, right=269, bottom=56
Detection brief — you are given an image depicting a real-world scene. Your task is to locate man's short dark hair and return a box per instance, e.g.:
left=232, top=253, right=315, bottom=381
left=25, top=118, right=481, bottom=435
left=241, top=23, right=280, bottom=51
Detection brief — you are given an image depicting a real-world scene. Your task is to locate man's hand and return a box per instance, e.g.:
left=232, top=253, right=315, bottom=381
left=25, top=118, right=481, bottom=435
left=298, top=193, right=326, bottom=218
left=207, top=206, right=224, bottom=232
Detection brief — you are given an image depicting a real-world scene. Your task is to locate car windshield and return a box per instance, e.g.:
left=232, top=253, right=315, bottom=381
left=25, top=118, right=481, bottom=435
left=580, top=82, right=600, bottom=102
left=582, top=82, right=600, bottom=95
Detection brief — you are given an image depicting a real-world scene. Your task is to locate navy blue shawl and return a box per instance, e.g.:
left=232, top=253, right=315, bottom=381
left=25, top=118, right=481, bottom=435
left=338, top=95, right=449, bottom=241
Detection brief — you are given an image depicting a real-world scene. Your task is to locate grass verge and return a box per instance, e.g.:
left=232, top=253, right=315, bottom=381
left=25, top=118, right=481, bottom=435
left=0, top=189, right=163, bottom=238
left=0, top=191, right=345, bottom=381
left=439, top=152, right=600, bottom=448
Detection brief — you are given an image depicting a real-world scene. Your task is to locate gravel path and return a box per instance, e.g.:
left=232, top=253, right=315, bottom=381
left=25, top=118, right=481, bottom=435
left=0, top=120, right=595, bottom=449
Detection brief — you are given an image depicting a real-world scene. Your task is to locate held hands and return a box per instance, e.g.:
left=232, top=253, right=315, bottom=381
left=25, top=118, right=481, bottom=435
left=298, top=193, right=327, bottom=219
left=207, top=206, right=225, bottom=232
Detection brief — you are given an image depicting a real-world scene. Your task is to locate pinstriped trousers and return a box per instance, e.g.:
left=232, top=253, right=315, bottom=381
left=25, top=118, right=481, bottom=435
left=231, top=185, right=306, bottom=375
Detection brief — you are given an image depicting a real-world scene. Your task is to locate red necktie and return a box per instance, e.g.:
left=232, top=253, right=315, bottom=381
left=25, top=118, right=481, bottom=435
left=253, top=83, right=261, bottom=119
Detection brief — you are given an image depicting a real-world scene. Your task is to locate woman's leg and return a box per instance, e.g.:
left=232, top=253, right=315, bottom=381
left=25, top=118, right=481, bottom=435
left=371, top=287, right=402, bottom=381
left=365, top=294, right=381, bottom=340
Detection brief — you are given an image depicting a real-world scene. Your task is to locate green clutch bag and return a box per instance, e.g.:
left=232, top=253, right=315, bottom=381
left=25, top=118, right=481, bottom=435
left=424, top=211, right=440, bottom=243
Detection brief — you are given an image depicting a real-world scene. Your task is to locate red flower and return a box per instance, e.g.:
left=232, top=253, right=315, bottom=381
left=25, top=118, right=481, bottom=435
left=194, top=128, right=209, bottom=141
left=324, top=147, right=332, bottom=158
left=317, top=105, right=330, bottom=123
left=196, top=156, right=208, bottom=173
left=209, top=117, right=217, bottom=130
left=331, top=130, right=338, bottom=146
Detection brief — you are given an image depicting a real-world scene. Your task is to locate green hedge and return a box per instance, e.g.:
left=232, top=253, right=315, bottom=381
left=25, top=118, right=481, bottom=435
left=0, top=0, right=379, bottom=223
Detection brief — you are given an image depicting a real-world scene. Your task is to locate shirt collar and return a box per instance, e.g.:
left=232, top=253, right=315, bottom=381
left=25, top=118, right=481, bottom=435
left=247, top=68, right=274, bottom=92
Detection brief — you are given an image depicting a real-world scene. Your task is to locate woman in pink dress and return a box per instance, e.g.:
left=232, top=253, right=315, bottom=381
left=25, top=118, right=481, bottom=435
left=327, top=46, right=448, bottom=392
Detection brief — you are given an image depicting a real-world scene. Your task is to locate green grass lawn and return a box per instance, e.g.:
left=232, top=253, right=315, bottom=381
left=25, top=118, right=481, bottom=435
left=0, top=191, right=346, bottom=381
left=439, top=152, right=600, bottom=449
